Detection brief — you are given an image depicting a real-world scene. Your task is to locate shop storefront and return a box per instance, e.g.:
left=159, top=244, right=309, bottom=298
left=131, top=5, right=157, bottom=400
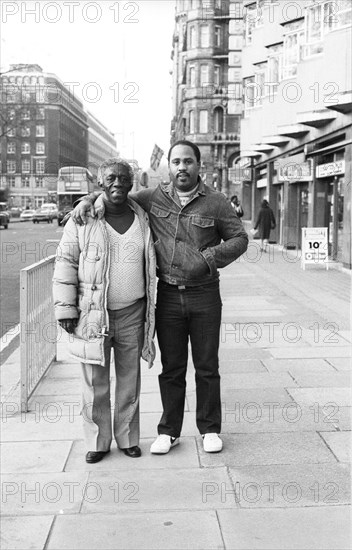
left=315, top=156, right=345, bottom=261
left=274, top=154, right=313, bottom=249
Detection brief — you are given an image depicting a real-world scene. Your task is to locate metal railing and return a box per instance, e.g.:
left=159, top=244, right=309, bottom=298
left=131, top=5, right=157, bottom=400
left=20, top=255, right=57, bottom=412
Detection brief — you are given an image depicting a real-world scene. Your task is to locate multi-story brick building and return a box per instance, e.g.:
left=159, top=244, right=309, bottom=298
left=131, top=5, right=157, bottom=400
left=0, top=64, right=118, bottom=208
left=240, top=0, right=351, bottom=268
left=170, top=0, right=244, bottom=196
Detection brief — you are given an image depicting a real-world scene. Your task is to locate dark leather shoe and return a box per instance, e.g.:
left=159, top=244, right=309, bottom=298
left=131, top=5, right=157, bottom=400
left=85, top=450, right=110, bottom=464
left=122, top=445, right=141, bottom=458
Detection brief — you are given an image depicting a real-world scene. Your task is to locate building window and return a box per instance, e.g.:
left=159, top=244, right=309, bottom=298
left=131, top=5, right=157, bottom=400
left=21, top=142, right=31, bottom=154
left=200, top=64, right=209, bottom=86
left=200, top=25, right=210, bottom=47
left=199, top=110, right=208, bottom=133
left=7, top=176, right=16, bottom=187
left=244, top=3, right=256, bottom=45
left=214, top=107, right=224, bottom=133
left=21, top=126, right=31, bottom=137
left=254, top=62, right=267, bottom=104
left=215, top=0, right=222, bottom=8
left=22, top=159, right=31, bottom=173
left=255, top=0, right=264, bottom=27
left=35, top=177, right=44, bottom=188
left=36, top=125, right=45, bottom=137
left=36, top=142, right=45, bottom=154
left=36, top=160, right=45, bottom=174
left=7, top=142, right=16, bottom=154
left=214, top=65, right=221, bottom=86
left=244, top=76, right=256, bottom=114
left=21, top=110, right=31, bottom=120
left=189, top=110, right=195, bottom=134
left=189, top=65, right=196, bottom=87
left=304, top=1, right=351, bottom=58
left=190, top=26, right=196, bottom=48
left=335, top=0, right=352, bottom=27
left=282, top=20, right=305, bottom=78
left=37, top=108, right=45, bottom=119
left=7, top=160, right=16, bottom=173
left=215, top=26, right=222, bottom=47
left=7, top=127, right=15, bottom=137
left=22, top=176, right=30, bottom=187
left=267, top=43, right=283, bottom=86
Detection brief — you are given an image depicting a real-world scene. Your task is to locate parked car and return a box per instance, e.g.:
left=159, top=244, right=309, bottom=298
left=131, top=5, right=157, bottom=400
left=33, top=208, right=54, bottom=223
left=0, top=203, right=10, bottom=229
left=10, top=207, right=23, bottom=218
left=40, top=203, right=58, bottom=219
left=20, top=209, right=36, bottom=222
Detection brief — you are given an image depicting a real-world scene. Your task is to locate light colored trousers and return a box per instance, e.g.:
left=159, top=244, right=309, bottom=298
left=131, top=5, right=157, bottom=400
left=80, top=300, right=145, bottom=452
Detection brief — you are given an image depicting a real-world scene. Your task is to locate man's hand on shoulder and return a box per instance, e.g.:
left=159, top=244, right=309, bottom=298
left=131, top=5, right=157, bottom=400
left=71, top=196, right=97, bottom=225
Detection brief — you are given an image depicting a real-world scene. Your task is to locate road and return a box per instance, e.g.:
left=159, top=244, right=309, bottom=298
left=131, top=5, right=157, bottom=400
left=0, top=219, right=63, bottom=345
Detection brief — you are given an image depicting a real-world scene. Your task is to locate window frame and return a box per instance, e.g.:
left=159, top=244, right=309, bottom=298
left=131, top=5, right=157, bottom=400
left=36, top=125, right=45, bottom=137
left=199, top=109, right=209, bottom=133
left=21, top=142, right=31, bottom=154
left=7, top=160, right=16, bottom=173
left=200, top=64, right=210, bottom=86
left=189, top=110, right=195, bottom=134
left=282, top=20, right=305, bottom=78
left=200, top=24, right=210, bottom=48
left=22, top=159, right=31, bottom=173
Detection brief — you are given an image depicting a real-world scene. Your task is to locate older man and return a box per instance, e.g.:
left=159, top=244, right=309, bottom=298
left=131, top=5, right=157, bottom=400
left=53, top=158, right=156, bottom=463
left=73, top=140, right=248, bottom=454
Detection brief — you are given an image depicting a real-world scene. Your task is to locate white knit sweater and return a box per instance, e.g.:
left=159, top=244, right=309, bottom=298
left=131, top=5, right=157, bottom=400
left=106, top=217, right=145, bottom=310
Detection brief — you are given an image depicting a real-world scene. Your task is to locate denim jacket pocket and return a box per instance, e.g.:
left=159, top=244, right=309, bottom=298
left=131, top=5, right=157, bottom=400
left=192, top=215, right=215, bottom=228
left=150, top=205, right=170, bottom=218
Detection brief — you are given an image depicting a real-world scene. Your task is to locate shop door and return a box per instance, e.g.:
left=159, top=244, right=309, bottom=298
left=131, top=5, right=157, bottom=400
left=276, top=185, right=284, bottom=245
left=297, top=185, right=309, bottom=248
left=327, top=178, right=344, bottom=260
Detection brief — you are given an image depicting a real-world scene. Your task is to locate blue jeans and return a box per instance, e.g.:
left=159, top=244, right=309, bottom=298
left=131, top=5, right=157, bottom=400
left=156, top=280, right=222, bottom=437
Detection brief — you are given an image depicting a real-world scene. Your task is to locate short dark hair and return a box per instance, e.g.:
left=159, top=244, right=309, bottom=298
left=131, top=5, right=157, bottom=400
left=168, top=140, right=201, bottom=163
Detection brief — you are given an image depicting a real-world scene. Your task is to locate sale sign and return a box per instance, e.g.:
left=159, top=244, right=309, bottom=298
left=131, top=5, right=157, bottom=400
left=301, top=227, right=329, bottom=270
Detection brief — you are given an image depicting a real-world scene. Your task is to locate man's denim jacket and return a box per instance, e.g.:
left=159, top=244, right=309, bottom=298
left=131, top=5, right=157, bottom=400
left=129, top=180, right=249, bottom=287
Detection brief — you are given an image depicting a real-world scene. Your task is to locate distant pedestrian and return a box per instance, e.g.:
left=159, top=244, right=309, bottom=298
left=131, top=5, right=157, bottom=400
left=253, top=199, right=276, bottom=252
left=230, top=195, right=244, bottom=218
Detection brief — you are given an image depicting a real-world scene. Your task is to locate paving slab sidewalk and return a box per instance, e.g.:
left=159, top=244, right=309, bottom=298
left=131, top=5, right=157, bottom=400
left=1, top=245, right=351, bottom=550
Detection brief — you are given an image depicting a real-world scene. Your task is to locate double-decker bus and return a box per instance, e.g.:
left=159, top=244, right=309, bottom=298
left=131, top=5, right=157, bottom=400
left=57, top=166, right=95, bottom=225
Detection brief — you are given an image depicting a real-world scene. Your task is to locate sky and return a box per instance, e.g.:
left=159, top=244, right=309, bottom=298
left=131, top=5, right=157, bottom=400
left=0, top=0, right=176, bottom=170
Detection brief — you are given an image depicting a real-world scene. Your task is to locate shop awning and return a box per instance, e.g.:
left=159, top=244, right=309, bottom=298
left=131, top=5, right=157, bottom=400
left=297, top=109, right=336, bottom=128
left=240, top=150, right=262, bottom=158
left=262, top=135, right=290, bottom=146
left=308, top=139, right=352, bottom=156
left=326, top=91, right=352, bottom=114
left=277, top=124, right=310, bottom=137
left=251, top=144, right=275, bottom=152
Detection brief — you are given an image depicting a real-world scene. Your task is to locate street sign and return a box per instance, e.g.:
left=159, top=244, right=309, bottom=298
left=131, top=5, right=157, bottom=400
left=301, top=227, right=329, bottom=270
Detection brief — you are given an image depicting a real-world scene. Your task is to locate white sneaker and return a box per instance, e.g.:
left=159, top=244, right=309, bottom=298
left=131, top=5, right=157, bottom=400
left=202, top=433, right=223, bottom=453
left=150, top=434, right=180, bottom=454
